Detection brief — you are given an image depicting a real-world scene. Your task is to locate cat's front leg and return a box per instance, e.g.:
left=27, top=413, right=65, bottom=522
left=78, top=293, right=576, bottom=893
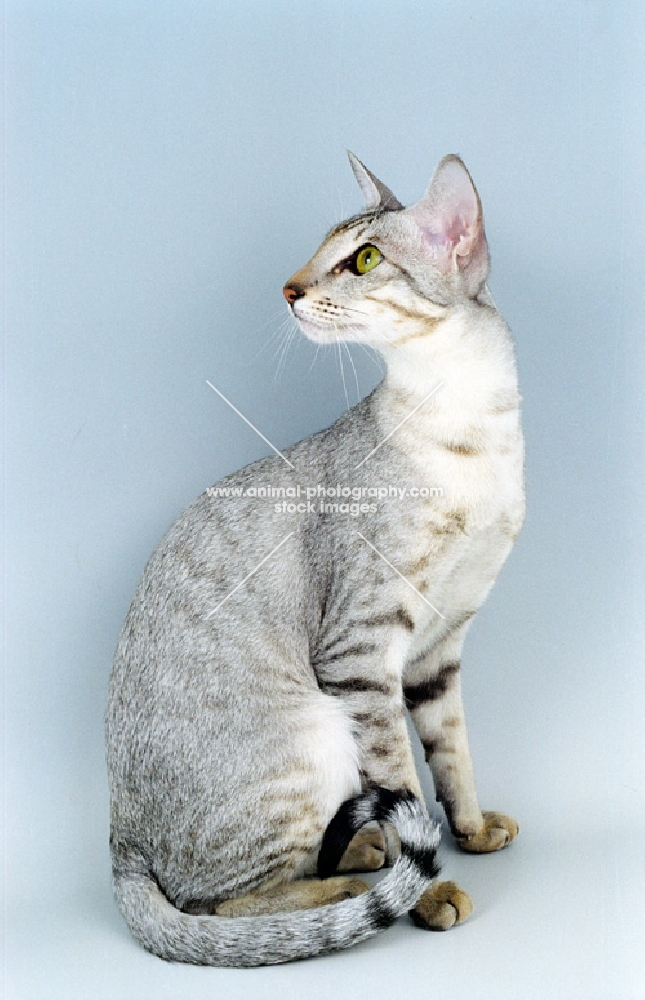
left=404, top=629, right=518, bottom=853
left=317, top=644, right=475, bottom=930
left=329, top=679, right=424, bottom=800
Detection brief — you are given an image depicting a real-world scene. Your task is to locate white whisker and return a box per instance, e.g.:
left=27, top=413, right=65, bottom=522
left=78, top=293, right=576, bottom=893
left=272, top=315, right=300, bottom=382
left=335, top=334, right=350, bottom=410
left=306, top=342, right=322, bottom=376
left=341, top=340, right=361, bottom=405
left=354, top=341, right=385, bottom=375
left=250, top=314, right=293, bottom=365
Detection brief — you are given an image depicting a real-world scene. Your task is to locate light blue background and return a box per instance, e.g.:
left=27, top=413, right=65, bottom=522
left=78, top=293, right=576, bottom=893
left=5, top=2, right=644, bottom=997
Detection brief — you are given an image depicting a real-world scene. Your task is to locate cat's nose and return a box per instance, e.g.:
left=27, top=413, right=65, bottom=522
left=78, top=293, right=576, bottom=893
left=283, top=283, right=304, bottom=306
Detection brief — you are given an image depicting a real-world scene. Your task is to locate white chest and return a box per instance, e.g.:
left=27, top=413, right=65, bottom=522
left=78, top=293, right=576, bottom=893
left=398, top=425, right=525, bottom=653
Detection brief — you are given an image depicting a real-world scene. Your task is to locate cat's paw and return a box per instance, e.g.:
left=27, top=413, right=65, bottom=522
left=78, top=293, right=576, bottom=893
left=457, top=811, right=519, bottom=853
left=410, top=880, right=474, bottom=931
left=337, top=825, right=386, bottom=873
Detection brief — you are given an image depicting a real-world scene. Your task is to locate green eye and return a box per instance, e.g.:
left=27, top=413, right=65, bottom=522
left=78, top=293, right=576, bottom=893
left=355, top=245, right=383, bottom=274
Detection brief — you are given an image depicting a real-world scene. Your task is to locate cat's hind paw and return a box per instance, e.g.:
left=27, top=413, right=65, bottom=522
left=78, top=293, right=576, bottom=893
left=336, top=825, right=386, bottom=873
left=457, top=811, right=519, bottom=853
left=410, top=880, right=474, bottom=931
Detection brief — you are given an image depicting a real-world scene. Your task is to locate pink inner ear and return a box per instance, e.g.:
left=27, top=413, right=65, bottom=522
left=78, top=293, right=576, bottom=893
left=409, top=157, right=480, bottom=261
left=406, top=155, right=489, bottom=290
left=444, top=205, right=476, bottom=250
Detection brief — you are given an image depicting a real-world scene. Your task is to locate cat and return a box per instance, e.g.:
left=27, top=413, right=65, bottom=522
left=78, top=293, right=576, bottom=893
left=106, top=151, right=524, bottom=967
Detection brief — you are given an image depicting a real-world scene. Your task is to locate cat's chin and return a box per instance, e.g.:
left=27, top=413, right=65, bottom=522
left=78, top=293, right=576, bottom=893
left=297, top=319, right=400, bottom=357
left=294, top=316, right=359, bottom=345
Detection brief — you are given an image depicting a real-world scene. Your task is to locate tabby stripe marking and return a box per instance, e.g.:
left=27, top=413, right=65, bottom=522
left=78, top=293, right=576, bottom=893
left=405, top=645, right=434, bottom=670
left=404, top=661, right=460, bottom=709
left=352, top=713, right=391, bottom=730
left=324, top=677, right=392, bottom=695
left=442, top=442, right=481, bottom=456
left=326, top=213, right=380, bottom=239
left=405, top=552, right=432, bottom=576
left=401, top=841, right=441, bottom=881
left=421, top=734, right=460, bottom=759
left=366, top=607, right=415, bottom=631
left=320, top=607, right=414, bottom=657
left=364, top=295, right=445, bottom=329
left=318, top=626, right=354, bottom=657
left=391, top=322, right=444, bottom=345
left=322, top=642, right=378, bottom=665
left=368, top=894, right=398, bottom=930
left=388, top=258, right=443, bottom=300
left=404, top=611, right=476, bottom=669
left=451, top=609, right=477, bottom=630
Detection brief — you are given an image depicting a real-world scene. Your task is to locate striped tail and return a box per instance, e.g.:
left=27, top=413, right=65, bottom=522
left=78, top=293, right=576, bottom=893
left=112, top=788, right=440, bottom=968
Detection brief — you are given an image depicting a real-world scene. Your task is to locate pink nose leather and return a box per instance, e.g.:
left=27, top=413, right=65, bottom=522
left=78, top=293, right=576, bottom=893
left=283, top=286, right=299, bottom=305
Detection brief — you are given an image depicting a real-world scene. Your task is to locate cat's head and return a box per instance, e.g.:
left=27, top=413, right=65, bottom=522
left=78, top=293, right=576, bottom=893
left=284, top=153, right=490, bottom=349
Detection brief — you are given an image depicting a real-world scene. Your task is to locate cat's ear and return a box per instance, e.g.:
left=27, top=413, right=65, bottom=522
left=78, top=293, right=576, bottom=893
left=408, top=155, right=489, bottom=295
left=347, top=151, right=403, bottom=211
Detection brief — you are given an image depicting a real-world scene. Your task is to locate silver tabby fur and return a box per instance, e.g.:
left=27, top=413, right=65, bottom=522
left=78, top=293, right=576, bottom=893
left=106, top=152, right=525, bottom=965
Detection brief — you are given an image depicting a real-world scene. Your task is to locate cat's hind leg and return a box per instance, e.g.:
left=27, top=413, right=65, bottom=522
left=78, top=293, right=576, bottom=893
left=214, top=876, right=370, bottom=917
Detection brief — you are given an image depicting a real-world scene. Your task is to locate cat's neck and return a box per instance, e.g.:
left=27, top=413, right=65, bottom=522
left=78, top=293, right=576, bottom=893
left=373, top=300, right=521, bottom=455
left=378, top=301, right=519, bottom=418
